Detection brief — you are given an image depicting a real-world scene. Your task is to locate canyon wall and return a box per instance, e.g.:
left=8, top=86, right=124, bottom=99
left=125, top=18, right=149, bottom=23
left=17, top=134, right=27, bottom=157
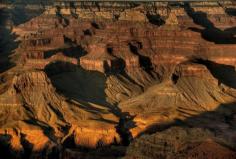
left=0, top=1, right=236, bottom=158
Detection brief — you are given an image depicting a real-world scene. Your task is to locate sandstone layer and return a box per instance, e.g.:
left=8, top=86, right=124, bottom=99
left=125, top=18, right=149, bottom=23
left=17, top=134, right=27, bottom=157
left=0, top=1, right=236, bottom=159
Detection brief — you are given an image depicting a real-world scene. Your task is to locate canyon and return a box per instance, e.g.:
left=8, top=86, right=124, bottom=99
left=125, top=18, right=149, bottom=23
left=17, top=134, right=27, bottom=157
left=0, top=0, right=236, bottom=159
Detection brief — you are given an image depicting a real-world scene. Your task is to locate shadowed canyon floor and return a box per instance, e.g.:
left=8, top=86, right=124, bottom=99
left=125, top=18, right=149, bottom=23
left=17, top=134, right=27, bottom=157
left=0, top=1, right=236, bottom=159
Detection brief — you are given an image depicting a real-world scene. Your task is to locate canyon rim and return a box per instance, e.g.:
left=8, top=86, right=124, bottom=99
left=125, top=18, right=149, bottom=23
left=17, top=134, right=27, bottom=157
left=0, top=0, right=236, bottom=158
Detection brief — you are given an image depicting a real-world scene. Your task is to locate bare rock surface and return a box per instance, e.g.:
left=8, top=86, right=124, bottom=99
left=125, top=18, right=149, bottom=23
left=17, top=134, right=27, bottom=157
left=124, top=127, right=236, bottom=159
left=0, top=1, right=236, bottom=159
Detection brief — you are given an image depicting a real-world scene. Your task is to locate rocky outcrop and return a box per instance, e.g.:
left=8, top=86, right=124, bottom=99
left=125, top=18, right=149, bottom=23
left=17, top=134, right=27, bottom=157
left=80, top=43, right=120, bottom=73
left=73, top=124, right=120, bottom=148
left=24, top=53, right=78, bottom=70
left=119, top=61, right=236, bottom=137
left=20, top=33, right=65, bottom=50
left=0, top=71, right=121, bottom=153
left=174, top=62, right=216, bottom=79
left=124, top=127, right=236, bottom=159
left=0, top=1, right=236, bottom=158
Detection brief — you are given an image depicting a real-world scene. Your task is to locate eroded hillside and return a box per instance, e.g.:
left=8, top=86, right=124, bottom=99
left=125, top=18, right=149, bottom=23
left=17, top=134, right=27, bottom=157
left=0, top=1, right=236, bottom=159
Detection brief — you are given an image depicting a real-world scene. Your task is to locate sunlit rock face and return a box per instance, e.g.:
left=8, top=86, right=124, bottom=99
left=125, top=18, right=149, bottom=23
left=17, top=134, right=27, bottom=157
left=0, top=1, right=236, bottom=158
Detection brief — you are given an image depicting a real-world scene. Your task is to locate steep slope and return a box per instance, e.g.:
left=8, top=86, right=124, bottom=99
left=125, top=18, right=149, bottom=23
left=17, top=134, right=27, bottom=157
left=0, top=1, right=236, bottom=159
left=124, top=127, right=236, bottom=159
left=0, top=71, right=121, bottom=158
left=119, top=62, right=236, bottom=137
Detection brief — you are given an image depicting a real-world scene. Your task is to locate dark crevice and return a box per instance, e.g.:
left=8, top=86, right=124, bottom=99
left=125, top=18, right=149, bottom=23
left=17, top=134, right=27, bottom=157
left=225, top=8, right=236, bottom=16
left=171, top=73, right=179, bottom=84
left=69, top=2, right=78, bottom=18
left=91, top=21, right=100, bottom=29
left=146, top=13, right=165, bottom=26
left=62, top=134, right=76, bottom=149
left=91, top=21, right=105, bottom=29
left=183, top=3, right=236, bottom=44
left=118, top=71, right=144, bottom=91
left=83, top=29, right=92, bottom=36
left=1, top=102, right=236, bottom=158
left=48, top=146, right=61, bottom=159
left=48, top=103, right=67, bottom=123
left=64, top=36, right=74, bottom=44
left=0, top=8, right=19, bottom=73
left=104, top=45, right=126, bottom=74
left=129, top=41, right=154, bottom=75
left=1, top=6, right=44, bottom=27
left=44, top=61, right=77, bottom=76
left=138, top=120, right=185, bottom=137
left=44, top=61, right=136, bottom=147
left=107, top=46, right=113, bottom=54
left=44, top=45, right=86, bottom=59
left=20, top=133, right=33, bottom=159
left=115, top=112, right=136, bottom=146
left=192, top=58, right=236, bottom=89
left=0, top=134, right=19, bottom=159
left=55, top=6, right=69, bottom=27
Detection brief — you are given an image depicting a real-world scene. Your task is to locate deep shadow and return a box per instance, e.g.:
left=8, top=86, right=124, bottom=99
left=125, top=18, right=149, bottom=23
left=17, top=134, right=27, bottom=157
left=0, top=28, right=18, bottom=73
left=138, top=102, right=236, bottom=149
left=180, top=102, right=236, bottom=142
left=146, top=13, right=165, bottom=26
left=44, top=61, right=136, bottom=147
left=23, top=118, right=58, bottom=144
left=225, top=8, right=236, bottom=17
left=69, top=2, right=78, bottom=18
left=1, top=101, right=236, bottom=158
left=0, top=8, right=18, bottom=73
left=44, top=45, right=86, bottom=59
left=129, top=41, right=153, bottom=73
left=55, top=6, right=69, bottom=27
left=0, top=5, right=44, bottom=27
left=83, top=29, right=93, bottom=36
left=91, top=21, right=102, bottom=29
left=0, top=5, right=45, bottom=73
left=20, top=133, right=34, bottom=159
left=44, top=36, right=86, bottom=59
left=62, top=134, right=76, bottom=149
left=184, top=3, right=236, bottom=44
left=47, top=146, right=61, bottom=159
left=8, top=6, right=44, bottom=26
left=91, top=21, right=106, bottom=30
left=0, top=132, right=62, bottom=159
left=105, top=45, right=126, bottom=74
left=45, top=62, right=108, bottom=105
left=0, top=134, right=21, bottom=159
left=116, top=111, right=136, bottom=146
left=171, top=73, right=179, bottom=84
left=192, top=58, right=236, bottom=89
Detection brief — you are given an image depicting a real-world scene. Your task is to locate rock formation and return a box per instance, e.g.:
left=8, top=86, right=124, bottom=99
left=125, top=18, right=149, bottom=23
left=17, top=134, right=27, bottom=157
left=0, top=1, right=236, bottom=159
left=124, top=127, right=236, bottom=159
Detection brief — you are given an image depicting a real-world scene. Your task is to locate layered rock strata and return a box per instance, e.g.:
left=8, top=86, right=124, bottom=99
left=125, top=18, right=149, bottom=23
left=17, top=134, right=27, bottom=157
left=0, top=1, right=236, bottom=158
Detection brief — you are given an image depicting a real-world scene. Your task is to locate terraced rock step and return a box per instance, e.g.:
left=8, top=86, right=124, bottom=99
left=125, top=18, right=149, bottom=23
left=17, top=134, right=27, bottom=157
left=0, top=1, right=236, bottom=159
